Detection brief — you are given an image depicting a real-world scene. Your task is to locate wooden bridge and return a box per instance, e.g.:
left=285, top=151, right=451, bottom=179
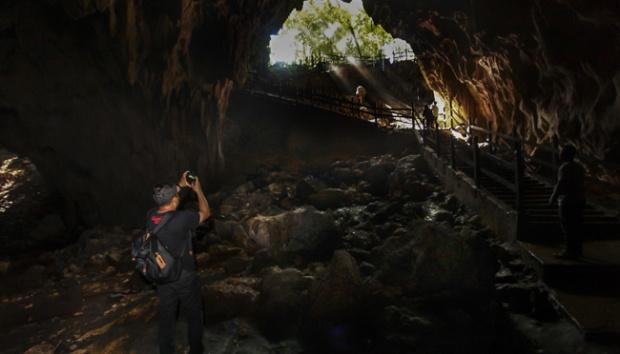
left=244, top=79, right=620, bottom=342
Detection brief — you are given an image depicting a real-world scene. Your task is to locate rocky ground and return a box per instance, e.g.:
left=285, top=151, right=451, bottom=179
left=0, top=151, right=608, bottom=354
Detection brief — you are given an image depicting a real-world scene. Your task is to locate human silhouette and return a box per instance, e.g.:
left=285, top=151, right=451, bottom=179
left=549, top=144, right=586, bottom=259
left=431, top=101, right=439, bottom=126
left=423, top=104, right=435, bottom=130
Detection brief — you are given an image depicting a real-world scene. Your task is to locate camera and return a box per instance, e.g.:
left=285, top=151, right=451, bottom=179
left=186, top=172, right=197, bottom=185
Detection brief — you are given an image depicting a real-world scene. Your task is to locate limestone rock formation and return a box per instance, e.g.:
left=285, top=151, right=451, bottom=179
left=0, top=0, right=302, bottom=225
left=364, top=0, right=620, bottom=183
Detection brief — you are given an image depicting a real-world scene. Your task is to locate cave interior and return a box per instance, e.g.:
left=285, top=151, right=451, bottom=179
left=0, top=0, right=619, bottom=353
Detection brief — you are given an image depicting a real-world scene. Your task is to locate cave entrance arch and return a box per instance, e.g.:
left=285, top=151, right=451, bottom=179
left=264, top=0, right=454, bottom=130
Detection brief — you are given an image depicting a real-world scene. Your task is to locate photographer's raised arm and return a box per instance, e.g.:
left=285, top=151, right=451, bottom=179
left=191, top=177, right=211, bottom=224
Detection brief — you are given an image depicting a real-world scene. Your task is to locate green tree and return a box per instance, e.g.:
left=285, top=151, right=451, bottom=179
left=279, top=0, right=397, bottom=65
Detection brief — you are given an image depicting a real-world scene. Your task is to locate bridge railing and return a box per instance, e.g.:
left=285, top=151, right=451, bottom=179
left=246, top=76, right=426, bottom=129
left=423, top=121, right=558, bottom=211
left=244, top=77, right=559, bottom=211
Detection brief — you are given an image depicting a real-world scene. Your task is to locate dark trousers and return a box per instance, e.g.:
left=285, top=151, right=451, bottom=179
left=157, top=271, right=203, bottom=354
left=559, top=203, right=583, bottom=255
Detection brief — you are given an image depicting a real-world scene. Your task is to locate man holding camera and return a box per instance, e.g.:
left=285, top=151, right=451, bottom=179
left=148, top=171, right=210, bottom=354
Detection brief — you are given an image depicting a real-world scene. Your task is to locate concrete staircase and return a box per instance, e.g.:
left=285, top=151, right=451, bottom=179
left=431, top=129, right=620, bottom=342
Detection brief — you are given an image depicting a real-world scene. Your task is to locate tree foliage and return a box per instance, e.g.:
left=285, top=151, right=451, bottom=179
left=279, top=0, right=403, bottom=64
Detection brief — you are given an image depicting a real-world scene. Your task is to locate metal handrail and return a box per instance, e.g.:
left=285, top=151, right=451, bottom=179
left=246, top=78, right=559, bottom=209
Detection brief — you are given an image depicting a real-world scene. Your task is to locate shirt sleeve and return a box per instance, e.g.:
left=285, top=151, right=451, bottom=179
left=177, top=210, right=200, bottom=230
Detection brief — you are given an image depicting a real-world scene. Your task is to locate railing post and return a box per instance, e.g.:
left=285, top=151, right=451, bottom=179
left=374, top=102, right=378, bottom=125
left=487, top=123, right=494, bottom=154
left=450, top=133, right=456, bottom=169
left=473, top=136, right=480, bottom=187
left=551, top=136, right=559, bottom=183
left=435, top=120, right=441, bottom=154
left=514, top=140, right=524, bottom=213
left=411, top=102, right=415, bottom=130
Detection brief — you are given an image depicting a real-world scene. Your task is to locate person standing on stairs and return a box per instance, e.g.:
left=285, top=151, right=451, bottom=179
left=549, top=144, right=586, bottom=259
left=431, top=101, right=440, bottom=128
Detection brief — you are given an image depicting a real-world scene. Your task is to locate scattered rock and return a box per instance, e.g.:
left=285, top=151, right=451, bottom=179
left=342, top=230, right=378, bottom=249
left=245, top=207, right=337, bottom=257
left=206, top=245, right=243, bottom=264
left=305, top=250, right=362, bottom=326
left=0, top=279, right=81, bottom=330
left=214, top=220, right=251, bottom=248
left=359, top=261, right=376, bottom=276
left=29, top=214, right=66, bottom=242
left=202, top=277, right=260, bottom=320
left=295, top=176, right=326, bottom=200
left=222, top=255, right=252, bottom=275
left=306, top=188, right=351, bottom=210
left=24, top=342, right=55, bottom=354
left=441, top=195, right=460, bottom=212
left=433, top=209, right=454, bottom=224
left=375, top=221, right=496, bottom=298
left=365, top=161, right=394, bottom=196
left=257, top=267, right=312, bottom=338
left=331, top=167, right=358, bottom=184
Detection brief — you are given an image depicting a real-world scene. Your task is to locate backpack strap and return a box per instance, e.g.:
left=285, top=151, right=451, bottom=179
left=147, top=212, right=175, bottom=237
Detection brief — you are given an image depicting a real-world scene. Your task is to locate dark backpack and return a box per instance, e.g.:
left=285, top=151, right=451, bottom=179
left=131, top=212, right=190, bottom=284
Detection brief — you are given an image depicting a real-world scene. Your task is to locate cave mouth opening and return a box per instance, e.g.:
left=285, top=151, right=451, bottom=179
left=268, top=0, right=413, bottom=68
left=265, top=0, right=457, bottom=130
left=0, top=148, right=66, bottom=256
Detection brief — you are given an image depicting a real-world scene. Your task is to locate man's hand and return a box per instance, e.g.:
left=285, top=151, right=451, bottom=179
left=191, top=176, right=202, bottom=192
left=189, top=175, right=210, bottom=223
left=178, top=171, right=190, bottom=188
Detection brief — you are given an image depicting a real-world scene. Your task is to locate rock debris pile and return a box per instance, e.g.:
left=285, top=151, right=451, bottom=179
left=1, top=153, right=569, bottom=353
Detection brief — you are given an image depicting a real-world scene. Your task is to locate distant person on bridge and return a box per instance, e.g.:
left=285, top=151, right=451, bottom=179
left=549, top=144, right=586, bottom=259
left=423, top=104, right=435, bottom=130
left=431, top=101, right=439, bottom=126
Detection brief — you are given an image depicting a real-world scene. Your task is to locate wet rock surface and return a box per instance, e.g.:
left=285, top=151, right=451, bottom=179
left=0, top=151, right=607, bottom=353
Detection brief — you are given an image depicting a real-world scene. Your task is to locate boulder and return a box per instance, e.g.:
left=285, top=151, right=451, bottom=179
left=441, top=194, right=460, bottom=213
left=24, top=342, right=55, bottom=354
left=202, top=277, right=260, bottom=320
left=249, top=248, right=278, bottom=273
left=205, top=245, right=244, bottom=264
left=295, top=176, right=326, bottom=200
left=306, top=188, right=351, bottom=210
left=305, top=251, right=362, bottom=325
left=0, top=279, right=81, bottom=330
left=219, top=190, right=273, bottom=218
left=28, top=214, right=66, bottom=242
left=266, top=182, right=286, bottom=198
left=222, top=255, right=252, bottom=275
left=342, top=230, right=378, bottom=249
left=214, top=219, right=251, bottom=248
left=245, top=207, right=337, bottom=257
left=0, top=264, right=48, bottom=295
left=331, top=167, right=358, bottom=184
left=433, top=209, right=454, bottom=224
left=407, top=182, right=436, bottom=202
left=256, top=267, right=313, bottom=338
left=370, top=201, right=402, bottom=223
left=375, top=222, right=497, bottom=298
left=364, top=161, right=394, bottom=197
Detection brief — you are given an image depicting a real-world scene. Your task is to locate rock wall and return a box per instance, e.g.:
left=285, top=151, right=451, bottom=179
left=2, top=0, right=618, bottom=226
left=364, top=0, right=620, bottom=183
left=0, top=0, right=301, bottom=225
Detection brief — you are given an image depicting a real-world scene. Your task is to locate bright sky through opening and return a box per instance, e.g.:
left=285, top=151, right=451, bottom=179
left=269, top=0, right=413, bottom=65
